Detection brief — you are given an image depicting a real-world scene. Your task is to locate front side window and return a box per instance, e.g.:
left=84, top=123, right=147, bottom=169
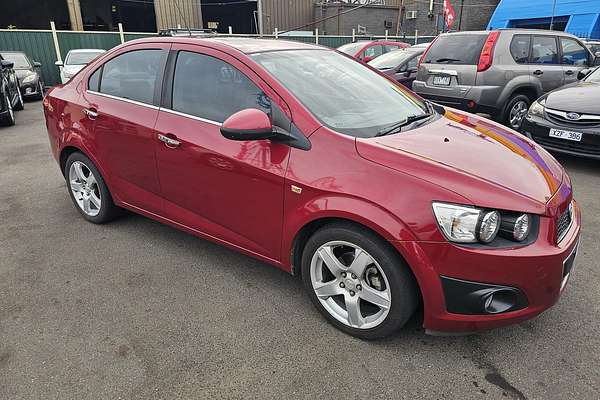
left=510, top=35, right=531, bottom=64
left=560, top=38, right=589, bottom=66
left=362, top=45, right=383, bottom=59
left=171, top=51, right=270, bottom=123
left=88, top=67, right=101, bottom=91
left=99, top=49, right=166, bottom=105
left=252, top=49, right=428, bottom=138
left=531, top=36, right=558, bottom=64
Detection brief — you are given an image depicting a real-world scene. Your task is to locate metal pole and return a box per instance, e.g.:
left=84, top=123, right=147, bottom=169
left=396, top=0, right=403, bottom=36
left=315, top=28, right=319, bottom=44
left=275, top=27, right=278, bottom=39
left=415, top=29, right=418, bottom=45
left=118, top=22, right=125, bottom=44
left=385, top=29, right=388, bottom=40
left=257, top=0, right=264, bottom=36
left=352, top=28, right=356, bottom=42
left=228, top=26, right=233, bottom=35
left=50, top=21, right=62, bottom=64
left=550, top=0, right=557, bottom=30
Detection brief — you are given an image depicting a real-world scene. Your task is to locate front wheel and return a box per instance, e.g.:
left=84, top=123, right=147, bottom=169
left=0, top=94, right=15, bottom=126
left=301, top=223, right=418, bottom=339
left=13, top=88, right=24, bottom=111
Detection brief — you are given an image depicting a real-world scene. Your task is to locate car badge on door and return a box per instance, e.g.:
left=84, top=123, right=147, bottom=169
left=566, top=112, right=581, bottom=121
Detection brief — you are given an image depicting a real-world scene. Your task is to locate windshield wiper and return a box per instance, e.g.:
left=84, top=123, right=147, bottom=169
left=434, top=57, right=461, bottom=63
left=376, top=113, right=433, bottom=137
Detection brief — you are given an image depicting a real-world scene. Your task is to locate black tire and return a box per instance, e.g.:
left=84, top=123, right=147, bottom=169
left=13, top=89, right=24, bottom=111
left=301, top=222, right=418, bottom=340
left=35, top=81, right=45, bottom=100
left=503, top=94, right=530, bottom=131
left=0, top=94, right=15, bottom=127
left=64, top=152, right=121, bottom=224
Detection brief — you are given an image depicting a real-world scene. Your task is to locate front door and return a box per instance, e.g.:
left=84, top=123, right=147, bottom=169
left=559, top=37, right=591, bottom=86
left=154, top=45, right=290, bottom=260
left=80, top=44, right=169, bottom=215
left=530, top=35, right=564, bottom=92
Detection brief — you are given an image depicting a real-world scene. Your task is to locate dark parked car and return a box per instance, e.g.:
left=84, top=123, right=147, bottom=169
left=0, top=51, right=45, bottom=100
left=337, top=40, right=410, bottom=62
left=0, top=54, right=24, bottom=126
left=43, top=37, right=580, bottom=339
left=522, top=66, right=600, bottom=159
left=368, top=47, right=426, bottom=89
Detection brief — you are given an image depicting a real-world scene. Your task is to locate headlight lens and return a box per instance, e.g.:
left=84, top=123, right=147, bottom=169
left=479, top=211, right=500, bottom=243
left=528, top=98, right=546, bottom=117
left=513, top=214, right=530, bottom=241
left=22, top=73, right=37, bottom=84
left=432, top=203, right=482, bottom=243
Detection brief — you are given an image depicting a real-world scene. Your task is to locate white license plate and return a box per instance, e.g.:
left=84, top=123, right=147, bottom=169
left=549, top=128, right=582, bottom=142
left=432, top=75, right=451, bottom=86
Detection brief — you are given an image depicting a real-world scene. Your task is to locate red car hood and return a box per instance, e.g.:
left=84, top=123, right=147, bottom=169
left=356, top=110, right=564, bottom=214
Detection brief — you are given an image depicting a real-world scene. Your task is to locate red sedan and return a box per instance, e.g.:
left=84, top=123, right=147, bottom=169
left=337, top=40, right=410, bottom=62
left=43, top=37, right=580, bottom=339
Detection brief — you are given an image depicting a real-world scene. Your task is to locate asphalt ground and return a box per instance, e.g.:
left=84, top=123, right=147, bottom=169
left=1, top=103, right=599, bottom=400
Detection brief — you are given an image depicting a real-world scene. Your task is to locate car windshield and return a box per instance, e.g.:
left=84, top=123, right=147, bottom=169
left=251, top=49, right=429, bottom=138
left=1, top=52, right=30, bottom=68
left=65, top=51, right=104, bottom=65
left=585, top=67, right=600, bottom=83
left=337, top=42, right=365, bottom=55
left=369, top=49, right=419, bottom=69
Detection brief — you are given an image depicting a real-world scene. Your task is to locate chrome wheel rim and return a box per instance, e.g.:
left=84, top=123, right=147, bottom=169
left=6, top=95, right=13, bottom=121
left=17, top=88, right=23, bottom=106
left=509, top=100, right=528, bottom=129
left=310, top=241, right=391, bottom=329
left=69, top=161, right=101, bottom=217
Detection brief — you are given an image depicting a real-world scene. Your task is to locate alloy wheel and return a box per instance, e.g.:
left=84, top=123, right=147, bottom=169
left=509, top=100, right=528, bottom=129
left=69, top=161, right=101, bottom=217
left=6, top=95, right=14, bottom=122
left=310, top=241, right=391, bottom=329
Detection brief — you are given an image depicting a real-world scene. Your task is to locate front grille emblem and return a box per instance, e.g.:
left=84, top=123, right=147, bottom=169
left=566, top=112, right=581, bottom=121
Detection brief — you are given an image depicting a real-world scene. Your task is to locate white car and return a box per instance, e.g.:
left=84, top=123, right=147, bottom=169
left=56, top=49, right=106, bottom=84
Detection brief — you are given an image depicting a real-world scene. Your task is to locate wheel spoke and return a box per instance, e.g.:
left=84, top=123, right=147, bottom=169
left=345, top=295, right=364, bottom=327
left=86, top=173, right=97, bottom=187
left=90, top=193, right=101, bottom=209
left=82, top=197, right=91, bottom=214
left=348, top=249, right=373, bottom=277
left=70, top=180, right=84, bottom=192
left=314, top=279, right=343, bottom=299
left=317, top=246, right=345, bottom=276
left=359, top=285, right=391, bottom=310
left=73, top=162, right=86, bottom=181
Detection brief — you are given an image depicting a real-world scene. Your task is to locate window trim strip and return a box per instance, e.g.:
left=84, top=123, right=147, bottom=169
left=159, top=107, right=222, bottom=126
left=86, top=90, right=160, bottom=110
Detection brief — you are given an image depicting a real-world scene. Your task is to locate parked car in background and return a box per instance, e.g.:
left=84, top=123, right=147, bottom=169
left=56, top=49, right=106, bottom=84
left=413, top=29, right=598, bottom=130
left=582, top=40, right=600, bottom=56
left=368, top=47, right=426, bottom=89
left=43, top=37, right=580, bottom=339
left=0, top=54, right=24, bottom=126
left=337, top=40, right=410, bottom=62
left=0, top=51, right=44, bottom=100
left=522, top=66, right=600, bottom=159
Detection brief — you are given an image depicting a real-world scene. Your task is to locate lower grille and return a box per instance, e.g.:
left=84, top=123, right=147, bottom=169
left=535, top=137, right=600, bottom=156
left=556, top=203, right=573, bottom=243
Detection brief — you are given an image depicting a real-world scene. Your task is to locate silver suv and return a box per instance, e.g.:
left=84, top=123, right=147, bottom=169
left=413, top=29, right=597, bottom=129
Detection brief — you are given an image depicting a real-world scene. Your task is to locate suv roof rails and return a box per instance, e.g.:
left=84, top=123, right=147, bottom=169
left=158, top=28, right=216, bottom=37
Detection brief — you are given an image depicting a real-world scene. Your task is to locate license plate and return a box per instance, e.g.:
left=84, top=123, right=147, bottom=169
left=432, top=75, right=451, bottom=86
left=549, top=128, right=583, bottom=142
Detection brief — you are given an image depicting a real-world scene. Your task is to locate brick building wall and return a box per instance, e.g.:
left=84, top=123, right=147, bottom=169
left=315, top=4, right=400, bottom=36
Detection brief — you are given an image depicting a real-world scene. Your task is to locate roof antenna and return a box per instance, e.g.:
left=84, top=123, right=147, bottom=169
left=173, top=0, right=192, bottom=36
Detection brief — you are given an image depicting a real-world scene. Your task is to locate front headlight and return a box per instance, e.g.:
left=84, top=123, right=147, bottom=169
left=22, top=73, right=37, bottom=84
left=528, top=98, right=546, bottom=117
left=432, top=203, right=488, bottom=243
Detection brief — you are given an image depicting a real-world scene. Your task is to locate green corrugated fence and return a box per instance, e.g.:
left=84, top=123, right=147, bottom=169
left=0, top=28, right=434, bottom=86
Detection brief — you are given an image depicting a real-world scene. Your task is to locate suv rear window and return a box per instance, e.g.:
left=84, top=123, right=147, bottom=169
left=422, top=34, right=487, bottom=65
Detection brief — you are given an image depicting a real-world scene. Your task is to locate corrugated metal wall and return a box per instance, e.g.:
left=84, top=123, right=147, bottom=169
left=154, top=0, right=203, bottom=30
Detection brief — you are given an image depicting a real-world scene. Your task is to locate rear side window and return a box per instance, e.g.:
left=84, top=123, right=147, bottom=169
left=560, top=38, right=589, bottom=66
left=510, top=35, right=531, bottom=63
left=384, top=45, right=400, bottom=53
left=531, top=36, right=558, bottom=64
left=171, top=51, right=271, bottom=123
left=99, top=49, right=166, bottom=105
left=88, top=68, right=101, bottom=91
left=422, top=34, right=487, bottom=65
left=362, top=45, right=383, bottom=59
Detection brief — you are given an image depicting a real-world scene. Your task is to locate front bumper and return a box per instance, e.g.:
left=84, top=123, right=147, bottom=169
left=394, top=196, right=581, bottom=334
left=522, top=115, right=600, bottom=159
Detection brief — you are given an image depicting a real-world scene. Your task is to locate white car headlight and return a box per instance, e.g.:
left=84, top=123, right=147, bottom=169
left=528, top=98, right=546, bottom=117
left=432, top=202, right=484, bottom=243
left=22, top=73, right=37, bottom=84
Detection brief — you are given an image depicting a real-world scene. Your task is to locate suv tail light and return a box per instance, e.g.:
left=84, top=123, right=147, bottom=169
left=477, top=31, right=500, bottom=72
left=417, top=36, right=439, bottom=67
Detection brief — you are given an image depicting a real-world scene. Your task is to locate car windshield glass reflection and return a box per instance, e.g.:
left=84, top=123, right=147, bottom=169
left=1, top=53, right=30, bottom=68
left=369, top=49, right=417, bottom=69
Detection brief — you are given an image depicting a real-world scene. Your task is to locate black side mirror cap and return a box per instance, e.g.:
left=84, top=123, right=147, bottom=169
left=578, top=68, right=592, bottom=80
left=33, top=61, right=42, bottom=67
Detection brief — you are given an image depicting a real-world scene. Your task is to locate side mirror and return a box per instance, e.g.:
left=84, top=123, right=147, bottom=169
left=33, top=61, right=42, bottom=67
left=1, top=60, right=14, bottom=69
left=404, top=67, right=417, bottom=77
left=220, top=109, right=275, bottom=141
left=578, top=68, right=591, bottom=80
left=55, top=60, right=63, bottom=67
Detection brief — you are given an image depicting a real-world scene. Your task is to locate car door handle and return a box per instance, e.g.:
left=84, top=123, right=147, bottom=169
left=82, top=107, right=98, bottom=120
left=158, top=133, right=181, bottom=148
left=533, top=70, right=544, bottom=75
left=565, top=70, right=574, bottom=76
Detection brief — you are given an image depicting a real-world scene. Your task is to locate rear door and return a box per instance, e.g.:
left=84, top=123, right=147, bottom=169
left=559, top=36, right=592, bottom=86
left=416, top=33, right=487, bottom=100
left=80, top=43, right=169, bottom=215
left=529, top=35, right=564, bottom=92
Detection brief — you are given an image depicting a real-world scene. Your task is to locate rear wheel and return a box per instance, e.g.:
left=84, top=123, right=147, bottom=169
left=13, top=88, right=24, bottom=111
left=65, top=152, right=121, bottom=224
left=301, top=222, right=418, bottom=339
left=35, top=81, right=45, bottom=100
left=504, top=94, right=530, bottom=130
left=0, top=94, right=15, bottom=127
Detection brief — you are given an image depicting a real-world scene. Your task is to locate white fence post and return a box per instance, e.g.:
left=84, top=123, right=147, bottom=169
left=315, top=28, right=319, bottom=44
left=414, top=29, right=419, bottom=45
left=177, top=23, right=181, bottom=29
left=352, top=28, right=356, bottom=42
left=118, top=23, right=125, bottom=44
left=50, top=21, right=62, bottom=64
left=228, top=26, right=233, bottom=35
left=385, top=29, right=388, bottom=40
left=274, top=28, right=278, bottom=39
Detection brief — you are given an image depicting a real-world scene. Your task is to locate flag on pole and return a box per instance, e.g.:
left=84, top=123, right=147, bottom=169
left=443, top=0, right=457, bottom=30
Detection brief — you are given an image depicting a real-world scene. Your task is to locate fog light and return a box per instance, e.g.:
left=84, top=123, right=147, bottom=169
left=483, top=289, right=517, bottom=314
